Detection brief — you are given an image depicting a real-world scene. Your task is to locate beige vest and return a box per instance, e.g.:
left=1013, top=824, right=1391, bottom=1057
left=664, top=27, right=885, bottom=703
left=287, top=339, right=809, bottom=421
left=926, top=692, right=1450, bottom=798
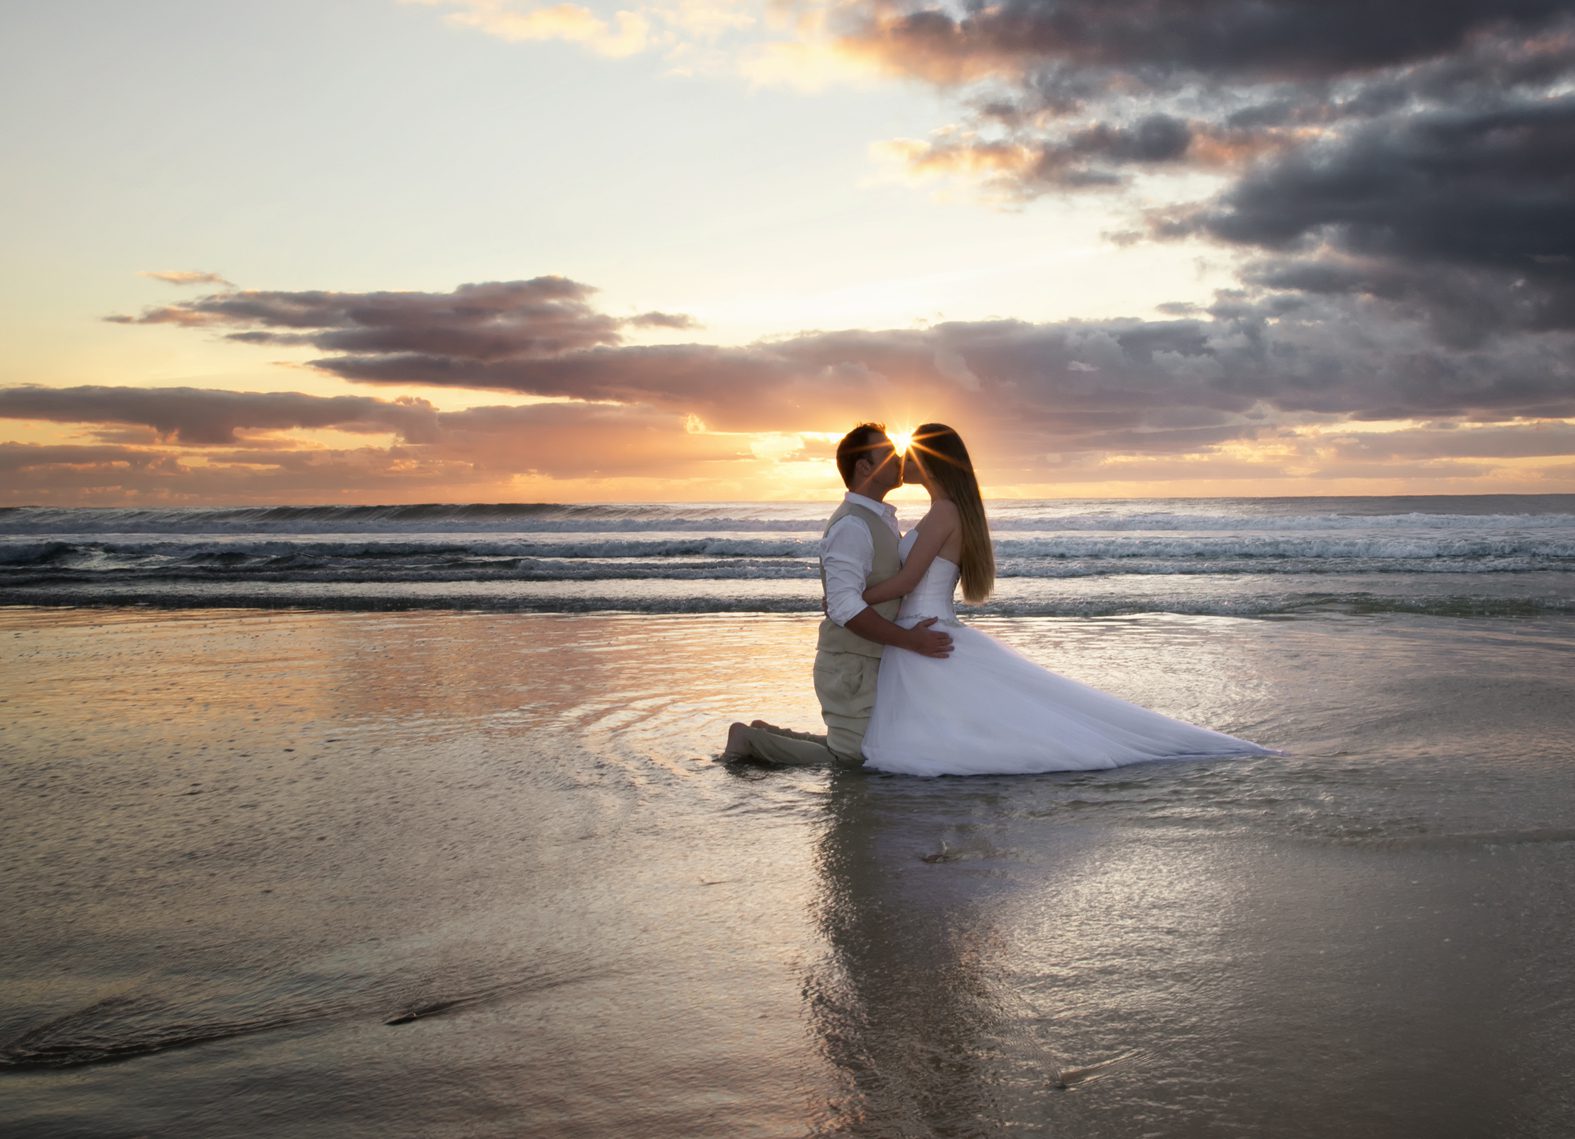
left=816, top=501, right=901, bottom=659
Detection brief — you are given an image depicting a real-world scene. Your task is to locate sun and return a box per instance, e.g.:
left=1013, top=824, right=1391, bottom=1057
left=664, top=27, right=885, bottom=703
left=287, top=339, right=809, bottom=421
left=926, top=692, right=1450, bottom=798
left=888, top=426, right=915, bottom=455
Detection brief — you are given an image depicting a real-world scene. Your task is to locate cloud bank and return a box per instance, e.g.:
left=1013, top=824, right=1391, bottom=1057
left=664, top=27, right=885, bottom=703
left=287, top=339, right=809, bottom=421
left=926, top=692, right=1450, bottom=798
left=100, top=276, right=1575, bottom=432
left=2, top=262, right=1568, bottom=502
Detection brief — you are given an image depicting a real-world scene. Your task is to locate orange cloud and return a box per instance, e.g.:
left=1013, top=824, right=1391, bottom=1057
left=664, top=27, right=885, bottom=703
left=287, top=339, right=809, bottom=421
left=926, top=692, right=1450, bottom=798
left=410, top=0, right=653, bottom=56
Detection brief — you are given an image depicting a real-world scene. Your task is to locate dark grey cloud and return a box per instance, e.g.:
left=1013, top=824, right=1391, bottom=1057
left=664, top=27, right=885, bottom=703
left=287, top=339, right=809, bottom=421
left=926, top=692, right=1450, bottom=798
left=835, top=0, right=1575, bottom=385
left=1173, top=97, right=1575, bottom=341
left=917, top=112, right=1204, bottom=189
left=301, top=315, right=1271, bottom=434
left=0, top=385, right=442, bottom=445
left=841, top=0, right=1572, bottom=87
left=105, top=278, right=664, bottom=359
left=99, top=268, right=1575, bottom=438
left=630, top=310, right=701, bottom=329
left=83, top=250, right=1575, bottom=495
left=850, top=0, right=1575, bottom=210
left=1195, top=100, right=1575, bottom=260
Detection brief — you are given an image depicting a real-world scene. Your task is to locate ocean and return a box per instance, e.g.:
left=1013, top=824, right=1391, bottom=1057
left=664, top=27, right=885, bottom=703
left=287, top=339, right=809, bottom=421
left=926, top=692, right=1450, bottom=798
left=3, top=495, right=1573, bottom=616
left=3, top=496, right=1574, bottom=1137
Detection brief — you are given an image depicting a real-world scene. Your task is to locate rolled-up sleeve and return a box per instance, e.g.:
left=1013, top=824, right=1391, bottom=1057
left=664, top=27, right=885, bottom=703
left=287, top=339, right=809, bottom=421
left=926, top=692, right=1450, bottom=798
left=822, top=516, right=874, bottom=627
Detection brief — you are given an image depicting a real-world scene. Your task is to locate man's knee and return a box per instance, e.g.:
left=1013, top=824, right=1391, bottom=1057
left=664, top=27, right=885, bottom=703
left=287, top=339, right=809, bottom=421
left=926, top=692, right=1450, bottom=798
left=825, top=718, right=867, bottom=766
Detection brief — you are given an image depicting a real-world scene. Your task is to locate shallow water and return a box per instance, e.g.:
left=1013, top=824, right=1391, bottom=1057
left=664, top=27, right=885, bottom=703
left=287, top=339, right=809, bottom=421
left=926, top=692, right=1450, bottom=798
left=2, top=607, right=1574, bottom=1136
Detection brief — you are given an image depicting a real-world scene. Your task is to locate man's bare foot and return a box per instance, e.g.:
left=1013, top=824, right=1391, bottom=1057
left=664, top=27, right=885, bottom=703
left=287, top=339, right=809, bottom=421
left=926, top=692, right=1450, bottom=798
left=720, top=721, right=754, bottom=761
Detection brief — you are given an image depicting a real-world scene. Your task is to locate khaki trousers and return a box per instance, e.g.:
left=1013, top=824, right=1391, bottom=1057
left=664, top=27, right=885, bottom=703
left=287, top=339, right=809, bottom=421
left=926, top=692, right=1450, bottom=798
left=737, top=650, right=878, bottom=767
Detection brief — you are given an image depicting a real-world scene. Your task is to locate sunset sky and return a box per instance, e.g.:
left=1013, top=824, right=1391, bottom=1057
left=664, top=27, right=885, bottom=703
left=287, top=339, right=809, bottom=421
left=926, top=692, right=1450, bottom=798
left=3, top=0, right=1574, bottom=504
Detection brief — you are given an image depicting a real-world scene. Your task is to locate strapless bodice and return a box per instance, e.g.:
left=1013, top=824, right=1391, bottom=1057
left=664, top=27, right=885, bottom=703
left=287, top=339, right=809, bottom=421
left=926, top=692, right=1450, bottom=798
left=894, top=529, right=961, bottom=627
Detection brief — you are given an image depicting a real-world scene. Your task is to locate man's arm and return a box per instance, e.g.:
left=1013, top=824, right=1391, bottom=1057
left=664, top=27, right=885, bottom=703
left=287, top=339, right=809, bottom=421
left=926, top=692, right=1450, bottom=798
left=845, top=608, right=953, bottom=658
left=822, top=517, right=876, bottom=626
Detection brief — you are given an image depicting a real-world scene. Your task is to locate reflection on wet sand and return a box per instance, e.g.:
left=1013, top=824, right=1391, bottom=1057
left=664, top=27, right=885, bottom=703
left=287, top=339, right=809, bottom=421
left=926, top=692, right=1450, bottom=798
left=806, top=773, right=1020, bottom=1135
left=799, top=772, right=1195, bottom=1136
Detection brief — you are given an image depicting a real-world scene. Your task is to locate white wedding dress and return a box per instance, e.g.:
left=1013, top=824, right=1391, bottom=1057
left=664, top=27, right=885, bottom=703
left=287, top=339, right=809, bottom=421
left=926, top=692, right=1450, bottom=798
left=860, top=531, right=1272, bottom=776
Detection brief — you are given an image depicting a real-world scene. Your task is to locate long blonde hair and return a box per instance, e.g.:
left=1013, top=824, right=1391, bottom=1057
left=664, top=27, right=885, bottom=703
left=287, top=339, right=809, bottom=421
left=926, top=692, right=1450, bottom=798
left=909, top=423, right=994, bottom=602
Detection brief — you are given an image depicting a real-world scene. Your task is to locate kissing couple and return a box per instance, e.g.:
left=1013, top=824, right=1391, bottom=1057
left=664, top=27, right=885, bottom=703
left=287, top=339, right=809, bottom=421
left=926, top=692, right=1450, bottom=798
left=723, top=422, right=1271, bottom=777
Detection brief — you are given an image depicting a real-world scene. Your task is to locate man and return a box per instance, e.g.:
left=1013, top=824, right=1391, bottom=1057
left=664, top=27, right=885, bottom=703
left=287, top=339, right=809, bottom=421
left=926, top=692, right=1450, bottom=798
left=723, top=423, right=953, bottom=767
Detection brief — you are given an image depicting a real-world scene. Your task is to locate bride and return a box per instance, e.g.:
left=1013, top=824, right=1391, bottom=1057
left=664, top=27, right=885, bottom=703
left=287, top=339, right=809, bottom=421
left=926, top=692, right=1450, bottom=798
left=858, top=423, right=1272, bottom=777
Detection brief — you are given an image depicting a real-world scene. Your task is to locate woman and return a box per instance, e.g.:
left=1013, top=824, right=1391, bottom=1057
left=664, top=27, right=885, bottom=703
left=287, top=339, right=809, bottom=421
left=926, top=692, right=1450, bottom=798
left=858, top=424, right=1271, bottom=776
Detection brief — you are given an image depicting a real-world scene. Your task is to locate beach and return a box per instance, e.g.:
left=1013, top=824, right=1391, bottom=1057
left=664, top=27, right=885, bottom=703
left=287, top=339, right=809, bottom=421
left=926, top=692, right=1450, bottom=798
left=10, top=0, right=1575, bottom=1129
left=4, top=603, right=1574, bottom=1137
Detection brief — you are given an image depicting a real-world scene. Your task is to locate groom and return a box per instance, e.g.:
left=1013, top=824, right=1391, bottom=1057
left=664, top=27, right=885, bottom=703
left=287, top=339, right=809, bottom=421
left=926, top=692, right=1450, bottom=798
left=724, top=423, right=953, bottom=767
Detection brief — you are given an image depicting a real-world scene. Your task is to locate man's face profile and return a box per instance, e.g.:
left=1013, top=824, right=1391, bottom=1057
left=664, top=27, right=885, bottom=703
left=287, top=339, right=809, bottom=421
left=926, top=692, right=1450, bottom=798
left=863, top=434, right=902, bottom=492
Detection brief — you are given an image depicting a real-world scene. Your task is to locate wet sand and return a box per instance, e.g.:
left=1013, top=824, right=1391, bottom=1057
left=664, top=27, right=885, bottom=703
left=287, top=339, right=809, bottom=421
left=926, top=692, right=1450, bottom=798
left=2, top=607, right=1574, bottom=1137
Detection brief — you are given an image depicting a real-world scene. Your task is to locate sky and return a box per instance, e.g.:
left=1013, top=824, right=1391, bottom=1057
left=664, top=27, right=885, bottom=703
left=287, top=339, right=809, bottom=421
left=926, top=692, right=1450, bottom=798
left=2, top=0, right=1574, bottom=505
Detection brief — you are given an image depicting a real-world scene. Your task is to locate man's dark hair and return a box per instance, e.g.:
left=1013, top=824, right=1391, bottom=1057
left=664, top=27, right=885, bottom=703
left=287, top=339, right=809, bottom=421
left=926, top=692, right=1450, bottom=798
left=836, top=422, right=888, bottom=489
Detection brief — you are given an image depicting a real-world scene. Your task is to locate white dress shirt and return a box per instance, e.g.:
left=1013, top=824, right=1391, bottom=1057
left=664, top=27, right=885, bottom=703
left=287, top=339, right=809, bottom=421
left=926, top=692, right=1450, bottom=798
left=822, top=492, right=902, bottom=627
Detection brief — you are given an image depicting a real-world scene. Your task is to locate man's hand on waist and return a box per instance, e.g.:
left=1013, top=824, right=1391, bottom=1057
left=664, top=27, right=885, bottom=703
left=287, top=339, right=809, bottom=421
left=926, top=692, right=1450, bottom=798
left=843, top=608, right=953, bottom=658
left=903, top=617, right=953, bottom=658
